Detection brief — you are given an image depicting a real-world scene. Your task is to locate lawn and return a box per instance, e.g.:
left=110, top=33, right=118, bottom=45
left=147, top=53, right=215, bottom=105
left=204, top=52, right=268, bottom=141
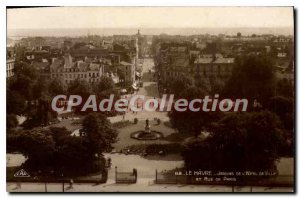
left=112, top=119, right=177, bottom=151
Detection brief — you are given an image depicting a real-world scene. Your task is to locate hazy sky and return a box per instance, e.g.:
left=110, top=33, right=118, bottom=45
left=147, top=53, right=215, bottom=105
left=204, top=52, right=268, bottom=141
left=7, top=7, right=294, bottom=29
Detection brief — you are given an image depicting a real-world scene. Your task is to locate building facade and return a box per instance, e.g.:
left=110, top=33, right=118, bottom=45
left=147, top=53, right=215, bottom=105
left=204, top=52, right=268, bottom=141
left=6, top=59, right=15, bottom=78
left=50, top=54, right=104, bottom=87
left=193, top=56, right=235, bottom=79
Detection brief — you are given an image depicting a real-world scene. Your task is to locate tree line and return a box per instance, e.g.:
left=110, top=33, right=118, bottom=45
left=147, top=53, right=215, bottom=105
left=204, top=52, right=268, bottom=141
left=166, top=55, right=294, bottom=172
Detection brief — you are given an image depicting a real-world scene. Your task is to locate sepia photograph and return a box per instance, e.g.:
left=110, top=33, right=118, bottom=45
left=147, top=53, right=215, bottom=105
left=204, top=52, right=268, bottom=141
left=6, top=6, right=295, bottom=193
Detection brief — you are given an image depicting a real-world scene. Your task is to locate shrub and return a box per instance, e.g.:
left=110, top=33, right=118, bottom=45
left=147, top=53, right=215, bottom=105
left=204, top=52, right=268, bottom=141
left=122, top=143, right=182, bottom=155
left=157, top=118, right=161, bottom=125
left=112, top=120, right=132, bottom=128
left=7, top=114, right=18, bottom=129
left=134, top=118, right=138, bottom=124
left=145, top=143, right=182, bottom=154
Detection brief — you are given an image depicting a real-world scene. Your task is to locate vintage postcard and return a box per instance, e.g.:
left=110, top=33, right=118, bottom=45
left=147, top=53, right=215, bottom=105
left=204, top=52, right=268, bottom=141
left=6, top=7, right=294, bottom=192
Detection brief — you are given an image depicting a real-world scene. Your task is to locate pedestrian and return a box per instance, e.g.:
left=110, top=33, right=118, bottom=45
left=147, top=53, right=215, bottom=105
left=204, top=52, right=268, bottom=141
left=69, top=179, right=74, bottom=189
left=107, top=157, right=112, bottom=167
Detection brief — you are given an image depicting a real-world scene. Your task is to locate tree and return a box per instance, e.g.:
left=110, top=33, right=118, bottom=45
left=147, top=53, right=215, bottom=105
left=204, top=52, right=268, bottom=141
left=169, top=86, right=223, bottom=137
left=68, top=79, right=93, bottom=97
left=14, top=61, right=38, bottom=81
left=223, top=55, right=275, bottom=106
left=14, top=45, right=27, bottom=62
left=7, top=114, right=18, bottom=129
left=208, top=76, right=225, bottom=95
left=49, top=127, right=71, bottom=146
left=16, top=128, right=56, bottom=170
left=182, top=111, right=285, bottom=172
left=276, top=78, right=294, bottom=98
left=182, top=138, right=215, bottom=170
left=194, top=74, right=210, bottom=93
left=56, top=136, right=97, bottom=175
left=32, top=77, right=50, bottom=100
left=48, top=79, right=64, bottom=97
left=8, top=74, right=35, bottom=100
left=7, top=90, right=26, bottom=115
left=8, top=127, right=105, bottom=175
left=93, top=76, right=115, bottom=94
left=7, top=62, right=56, bottom=125
left=82, top=113, right=118, bottom=155
left=268, top=96, right=294, bottom=131
left=7, top=61, right=38, bottom=101
left=167, top=75, right=223, bottom=137
left=163, top=75, right=193, bottom=97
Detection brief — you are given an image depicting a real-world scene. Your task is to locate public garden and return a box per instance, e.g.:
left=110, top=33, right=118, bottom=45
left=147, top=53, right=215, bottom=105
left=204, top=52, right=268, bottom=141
left=7, top=58, right=294, bottom=192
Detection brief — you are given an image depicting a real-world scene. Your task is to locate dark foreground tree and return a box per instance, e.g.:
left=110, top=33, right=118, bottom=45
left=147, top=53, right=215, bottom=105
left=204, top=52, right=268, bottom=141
left=276, top=78, right=294, bottom=98
left=7, top=90, right=26, bottom=115
left=182, top=111, right=285, bottom=172
left=223, top=55, right=275, bottom=106
left=162, top=75, right=194, bottom=97
left=93, top=76, right=115, bottom=94
left=8, top=124, right=111, bottom=176
left=169, top=86, right=223, bottom=137
left=82, top=113, right=118, bottom=154
left=7, top=114, right=18, bottom=129
left=68, top=79, right=93, bottom=97
left=268, top=96, right=294, bottom=130
left=48, top=79, right=65, bottom=97
left=15, top=128, right=56, bottom=170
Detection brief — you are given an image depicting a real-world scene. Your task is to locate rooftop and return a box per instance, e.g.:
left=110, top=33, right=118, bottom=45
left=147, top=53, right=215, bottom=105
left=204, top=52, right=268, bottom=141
left=194, top=57, right=234, bottom=64
left=120, top=61, right=132, bottom=66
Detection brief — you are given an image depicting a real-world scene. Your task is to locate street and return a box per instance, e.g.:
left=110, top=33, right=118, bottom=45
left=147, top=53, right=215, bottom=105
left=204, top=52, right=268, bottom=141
left=108, top=58, right=169, bottom=123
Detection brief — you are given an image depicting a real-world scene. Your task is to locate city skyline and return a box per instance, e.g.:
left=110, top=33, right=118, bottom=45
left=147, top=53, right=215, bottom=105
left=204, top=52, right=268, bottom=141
left=6, top=6, right=295, bottom=193
left=7, top=27, right=294, bottom=40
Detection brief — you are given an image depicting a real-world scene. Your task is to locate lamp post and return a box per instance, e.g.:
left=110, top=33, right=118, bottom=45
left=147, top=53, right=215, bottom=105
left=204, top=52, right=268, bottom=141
left=115, top=166, right=117, bottom=183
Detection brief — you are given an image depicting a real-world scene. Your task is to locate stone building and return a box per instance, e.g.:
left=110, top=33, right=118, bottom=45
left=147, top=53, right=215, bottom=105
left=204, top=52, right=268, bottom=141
left=6, top=58, right=15, bottom=78
left=193, top=56, right=235, bottom=79
left=50, top=54, right=104, bottom=87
